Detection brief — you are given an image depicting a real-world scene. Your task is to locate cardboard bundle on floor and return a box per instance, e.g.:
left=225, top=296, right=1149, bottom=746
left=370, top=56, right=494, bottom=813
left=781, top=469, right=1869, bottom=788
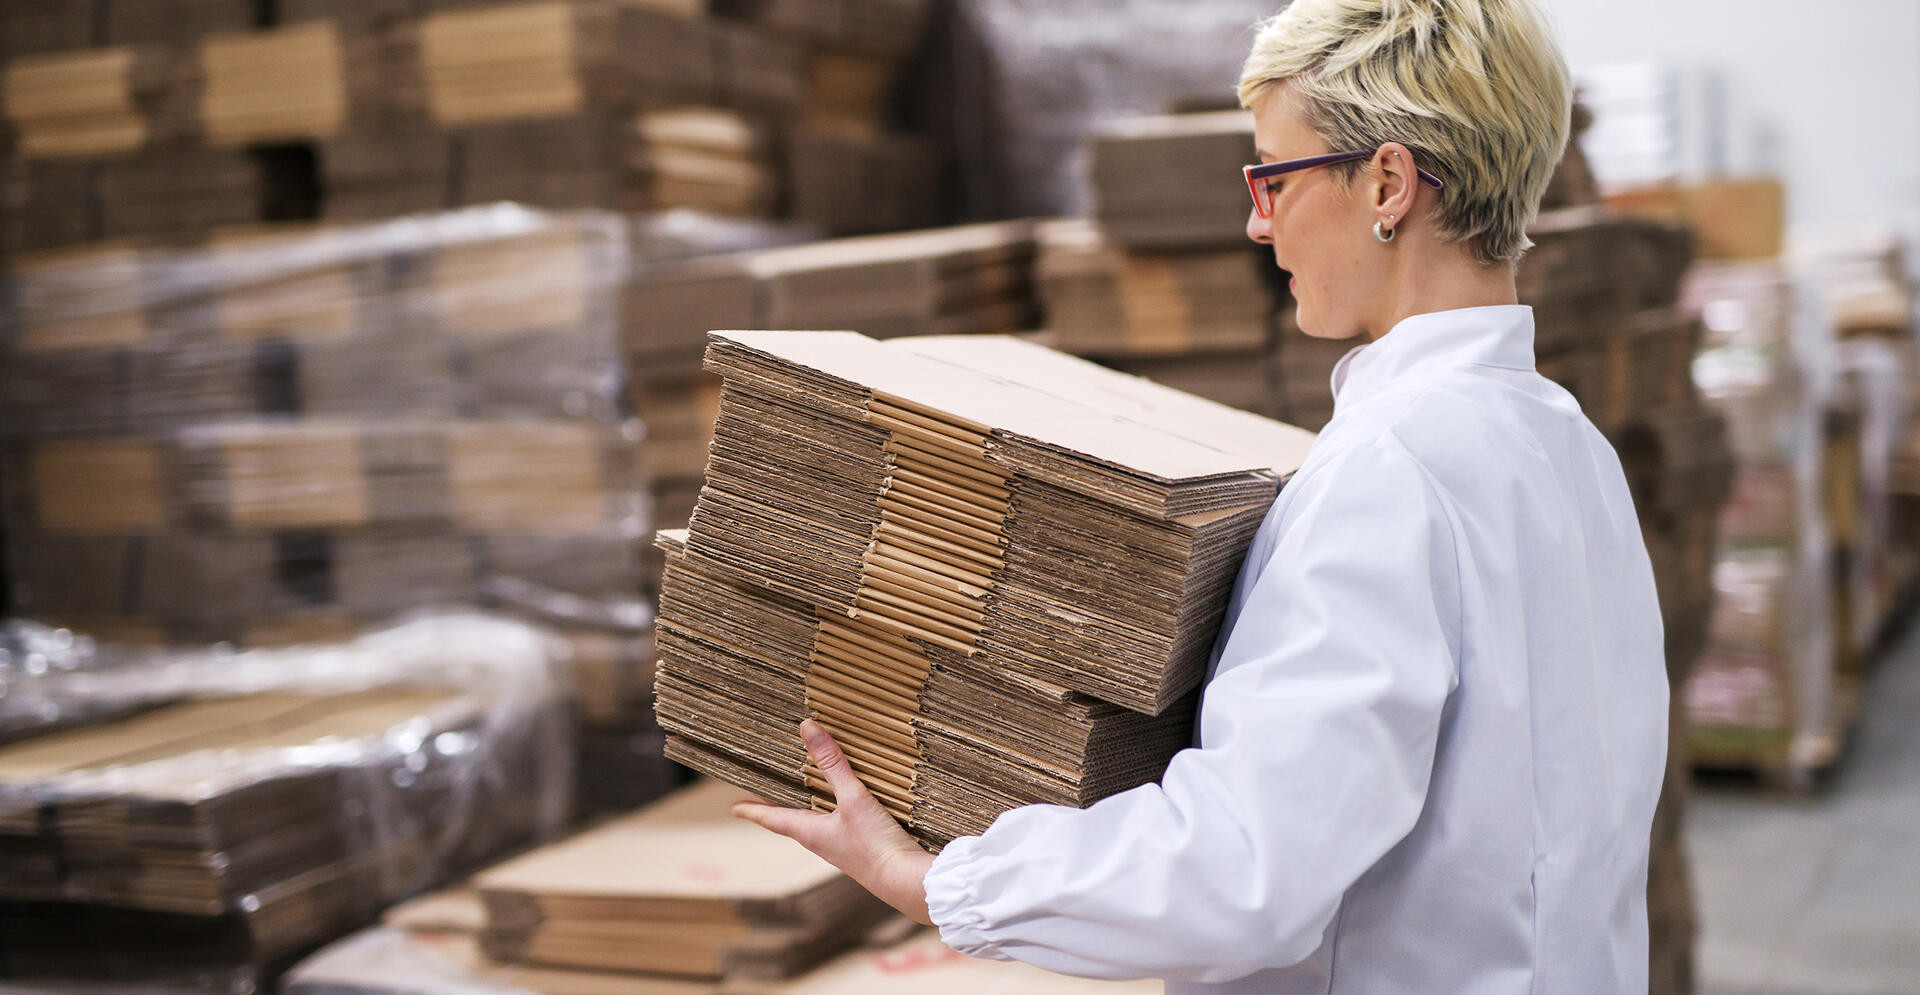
left=1036, top=218, right=1270, bottom=357
left=288, top=894, right=1156, bottom=994
left=475, top=779, right=892, bottom=980
left=656, top=330, right=1315, bottom=846
left=1089, top=111, right=1255, bottom=250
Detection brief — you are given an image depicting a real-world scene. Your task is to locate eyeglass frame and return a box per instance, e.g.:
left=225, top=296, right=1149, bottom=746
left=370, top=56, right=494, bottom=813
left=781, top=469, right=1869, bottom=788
left=1244, top=150, right=1445, bottom=218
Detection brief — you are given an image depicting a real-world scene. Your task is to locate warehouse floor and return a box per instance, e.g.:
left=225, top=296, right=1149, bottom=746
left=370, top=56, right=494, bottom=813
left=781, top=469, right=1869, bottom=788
left=1691, top=619, right=1920, bottom=995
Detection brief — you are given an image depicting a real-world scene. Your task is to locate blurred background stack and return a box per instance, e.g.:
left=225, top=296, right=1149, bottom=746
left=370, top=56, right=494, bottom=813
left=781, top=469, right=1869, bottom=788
left=1, top=0, right=941, bottom=250
left=2, top=1, right=1919, bottom=993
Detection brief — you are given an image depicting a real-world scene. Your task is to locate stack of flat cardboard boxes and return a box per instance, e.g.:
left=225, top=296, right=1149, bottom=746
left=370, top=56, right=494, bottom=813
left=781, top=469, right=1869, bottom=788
left=654, top=330, right=1314, bottom=847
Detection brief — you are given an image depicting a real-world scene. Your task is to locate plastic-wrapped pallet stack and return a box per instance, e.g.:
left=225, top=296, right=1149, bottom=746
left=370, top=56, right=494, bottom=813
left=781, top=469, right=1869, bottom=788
left=0, top=205, right=685, bottom=818
left=1683, top=238, right=1915, bottom=789
left=0, top=207, right=642, bottom=644
left=0, top=612, right=573, bottom=992
left=1, top=0, right=942, bottom=255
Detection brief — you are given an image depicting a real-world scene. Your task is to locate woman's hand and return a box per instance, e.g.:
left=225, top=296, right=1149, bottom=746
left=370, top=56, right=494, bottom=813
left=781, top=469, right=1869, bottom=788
left=731, top=719, right=936, bottom=925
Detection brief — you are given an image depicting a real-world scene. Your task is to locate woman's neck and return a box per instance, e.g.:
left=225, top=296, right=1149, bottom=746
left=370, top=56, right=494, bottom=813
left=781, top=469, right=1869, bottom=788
left=1365, top=249, right=1519, bottom=342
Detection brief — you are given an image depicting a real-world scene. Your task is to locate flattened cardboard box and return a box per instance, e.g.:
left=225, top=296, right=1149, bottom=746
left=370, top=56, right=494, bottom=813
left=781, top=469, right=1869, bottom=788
left=475, top=779, right=892, bottom=981
left=656, top=331, right=1313, bottom=849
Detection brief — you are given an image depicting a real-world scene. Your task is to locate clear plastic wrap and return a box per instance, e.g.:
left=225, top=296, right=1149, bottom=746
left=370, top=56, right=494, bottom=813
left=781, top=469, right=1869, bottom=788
left=0, top=611, right=573, bottom=992
left=0, top=204, right=652, bottom=646
left=925, top=0, right=1280, bottom=219
left=1682, top=261, right=1839, bottom=777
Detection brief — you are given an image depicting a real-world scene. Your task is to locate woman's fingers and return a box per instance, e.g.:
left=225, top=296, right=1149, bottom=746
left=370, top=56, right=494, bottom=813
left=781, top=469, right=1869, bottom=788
left=730, top=800, right=827, bottom=846
left=800, top=718, right=872, bottom=806
left=729, top=726, right=937, bottom=927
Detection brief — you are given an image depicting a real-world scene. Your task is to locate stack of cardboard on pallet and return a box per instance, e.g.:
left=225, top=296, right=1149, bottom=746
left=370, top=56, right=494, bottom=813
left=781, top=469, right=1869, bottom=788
left=654, top=330, right=1314, bottom=847
left=1054, top=112, right=1281, bottom=417
left=0, top=613, right=570, bottom=991
left=1, top=0, right=941, bottom=254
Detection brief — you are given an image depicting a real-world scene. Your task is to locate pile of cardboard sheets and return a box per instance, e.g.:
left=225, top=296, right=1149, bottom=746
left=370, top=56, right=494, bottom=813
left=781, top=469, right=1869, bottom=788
left=474, top=779, right=892, bottom=981
left=655, top=330, right=1315, bottom=846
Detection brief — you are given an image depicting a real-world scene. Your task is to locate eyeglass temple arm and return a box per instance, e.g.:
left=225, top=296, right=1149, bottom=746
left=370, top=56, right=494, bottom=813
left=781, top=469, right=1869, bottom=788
left=1247, top=152, right=1445, bottom=189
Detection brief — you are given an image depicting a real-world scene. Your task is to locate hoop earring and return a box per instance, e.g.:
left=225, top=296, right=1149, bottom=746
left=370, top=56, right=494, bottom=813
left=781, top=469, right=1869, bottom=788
left=1373, top=221, right=1396, bottom=243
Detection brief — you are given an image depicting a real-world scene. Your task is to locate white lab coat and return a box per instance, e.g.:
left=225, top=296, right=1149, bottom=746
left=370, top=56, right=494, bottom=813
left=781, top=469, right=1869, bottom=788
left=924, top=305, right=1668, bottom=993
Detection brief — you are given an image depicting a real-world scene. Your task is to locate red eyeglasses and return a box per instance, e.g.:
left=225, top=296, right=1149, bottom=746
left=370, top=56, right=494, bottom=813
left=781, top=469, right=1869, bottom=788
left=1244, top=150, right=1445, bottom=218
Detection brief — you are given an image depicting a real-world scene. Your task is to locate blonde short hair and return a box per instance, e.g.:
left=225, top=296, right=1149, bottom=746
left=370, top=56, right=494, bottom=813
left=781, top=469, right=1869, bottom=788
left=1238, top=0, right=1571, bottom=264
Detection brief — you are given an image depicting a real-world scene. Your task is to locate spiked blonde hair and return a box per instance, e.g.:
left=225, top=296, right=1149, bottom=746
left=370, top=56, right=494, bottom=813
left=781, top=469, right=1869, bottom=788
left=1238, top=0, right=1571, bottom=264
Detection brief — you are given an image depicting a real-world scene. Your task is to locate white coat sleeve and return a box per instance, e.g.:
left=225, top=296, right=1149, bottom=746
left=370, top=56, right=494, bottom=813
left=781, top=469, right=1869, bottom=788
left=922, top=437, right=1463, bottom=983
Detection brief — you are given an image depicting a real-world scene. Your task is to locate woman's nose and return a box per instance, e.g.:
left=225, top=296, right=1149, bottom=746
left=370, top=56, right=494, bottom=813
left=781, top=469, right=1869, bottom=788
left=1246, top=206, right=1273, bottom=244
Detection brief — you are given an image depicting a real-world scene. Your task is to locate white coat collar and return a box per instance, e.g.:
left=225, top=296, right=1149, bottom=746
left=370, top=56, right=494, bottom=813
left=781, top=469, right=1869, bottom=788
left=1329, top=304, right=1536, bottom=408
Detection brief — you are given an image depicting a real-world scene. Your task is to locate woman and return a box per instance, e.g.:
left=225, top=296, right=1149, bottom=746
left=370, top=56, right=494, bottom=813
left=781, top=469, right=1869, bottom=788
left=734, top=1, right=1668, bottom=991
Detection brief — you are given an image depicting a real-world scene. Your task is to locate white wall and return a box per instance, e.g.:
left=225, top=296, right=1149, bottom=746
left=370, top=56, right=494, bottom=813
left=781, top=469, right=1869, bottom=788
left=1542, top=0, right=1920, bottom=252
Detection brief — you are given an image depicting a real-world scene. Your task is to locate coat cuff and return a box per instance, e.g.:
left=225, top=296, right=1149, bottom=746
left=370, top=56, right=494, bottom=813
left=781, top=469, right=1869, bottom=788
left=924, top=834, right=1010, bottom=960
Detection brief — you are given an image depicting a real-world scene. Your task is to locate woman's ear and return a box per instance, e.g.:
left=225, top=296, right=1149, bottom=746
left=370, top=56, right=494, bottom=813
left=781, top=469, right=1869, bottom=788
left=1371, top=142, right=1420, bottom=232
